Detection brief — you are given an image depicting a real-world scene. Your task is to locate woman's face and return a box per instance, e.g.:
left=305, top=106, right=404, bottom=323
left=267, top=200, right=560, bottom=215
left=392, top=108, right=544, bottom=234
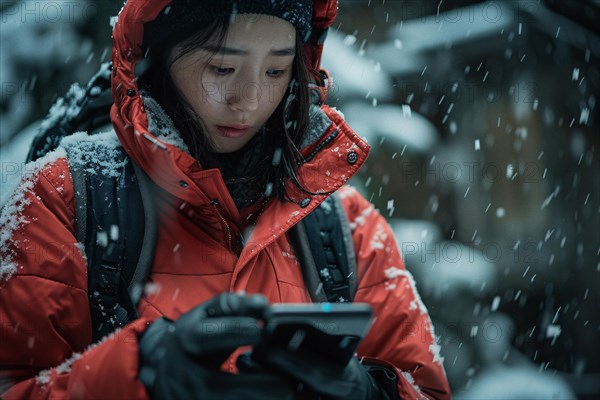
left=170, top=14, right=296, bottom=153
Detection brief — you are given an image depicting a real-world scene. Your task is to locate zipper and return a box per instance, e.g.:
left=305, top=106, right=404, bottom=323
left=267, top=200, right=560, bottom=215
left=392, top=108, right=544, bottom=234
left=210, top=199, right=232, bottom=251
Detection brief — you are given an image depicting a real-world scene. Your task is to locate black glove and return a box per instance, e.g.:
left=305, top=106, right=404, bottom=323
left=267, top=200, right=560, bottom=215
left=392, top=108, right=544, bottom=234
left=251, top=343, right=382, bottom=400
left=138, top=293, right=296, bottom=400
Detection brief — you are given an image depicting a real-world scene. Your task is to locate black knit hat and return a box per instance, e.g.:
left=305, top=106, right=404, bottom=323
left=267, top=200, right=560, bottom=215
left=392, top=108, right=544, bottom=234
left=143, top=0, right=314, bottom=50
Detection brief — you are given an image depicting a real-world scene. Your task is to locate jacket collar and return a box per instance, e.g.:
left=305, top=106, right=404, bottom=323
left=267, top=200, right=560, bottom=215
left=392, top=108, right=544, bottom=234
left=234, top=105, right=369, bottom=273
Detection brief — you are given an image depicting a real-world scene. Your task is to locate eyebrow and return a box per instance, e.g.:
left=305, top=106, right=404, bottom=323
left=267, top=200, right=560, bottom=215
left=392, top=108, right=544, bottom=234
left=205, top=46, right=295, bottom=57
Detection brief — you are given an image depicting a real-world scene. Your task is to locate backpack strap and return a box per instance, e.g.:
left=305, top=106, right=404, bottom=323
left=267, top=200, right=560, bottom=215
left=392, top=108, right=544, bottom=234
left=128, top=163, right=159, bottom=307
left=291, top=192, right=358, bottom=303
left=67, top=141, right=157, bottom=341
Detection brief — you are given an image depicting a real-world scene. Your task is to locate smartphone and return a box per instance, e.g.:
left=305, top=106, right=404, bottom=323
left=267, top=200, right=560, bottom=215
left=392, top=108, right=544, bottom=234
left=251, top=303, right=374, bottom=366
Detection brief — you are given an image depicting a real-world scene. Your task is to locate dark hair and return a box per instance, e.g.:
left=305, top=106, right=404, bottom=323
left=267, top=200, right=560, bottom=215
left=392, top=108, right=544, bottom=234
left=139, top=16, right=312, bottom=204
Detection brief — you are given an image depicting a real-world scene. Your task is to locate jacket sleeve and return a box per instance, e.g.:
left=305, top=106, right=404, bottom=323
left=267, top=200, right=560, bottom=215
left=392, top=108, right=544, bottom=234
left=339, top=186, right=451, bottom=400
left=0, top=157, right=150, bottom=399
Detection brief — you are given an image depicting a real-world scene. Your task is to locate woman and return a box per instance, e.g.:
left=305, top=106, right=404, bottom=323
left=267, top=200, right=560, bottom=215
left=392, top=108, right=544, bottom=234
left=0, top=0, right=451, bottom=398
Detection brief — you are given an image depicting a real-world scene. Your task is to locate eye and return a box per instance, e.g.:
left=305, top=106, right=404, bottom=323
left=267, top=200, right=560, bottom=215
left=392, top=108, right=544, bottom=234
left=212, top=66, right=233, bottom=75
left=267, top=69, right=288, bottom=78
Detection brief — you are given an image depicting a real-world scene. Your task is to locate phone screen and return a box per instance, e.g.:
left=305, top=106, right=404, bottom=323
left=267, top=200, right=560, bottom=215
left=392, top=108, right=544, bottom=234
left=252, top=303, right=374, bottom=366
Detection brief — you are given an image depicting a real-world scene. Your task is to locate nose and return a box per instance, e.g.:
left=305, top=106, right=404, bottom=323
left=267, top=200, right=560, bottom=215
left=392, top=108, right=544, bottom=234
left=226, top=81, right=259, bottom=112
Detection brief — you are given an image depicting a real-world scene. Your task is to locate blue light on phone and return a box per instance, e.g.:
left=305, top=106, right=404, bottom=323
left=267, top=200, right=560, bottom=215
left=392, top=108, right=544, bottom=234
left=322, top=303, right=332, bottom=312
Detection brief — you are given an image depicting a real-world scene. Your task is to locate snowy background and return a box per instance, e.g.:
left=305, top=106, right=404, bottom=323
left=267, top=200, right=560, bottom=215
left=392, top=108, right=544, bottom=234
left=1, top=0, right=599, bottom=398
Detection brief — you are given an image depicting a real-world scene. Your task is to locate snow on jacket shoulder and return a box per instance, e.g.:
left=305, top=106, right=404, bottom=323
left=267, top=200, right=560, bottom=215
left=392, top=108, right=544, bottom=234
left=0, top=148, right=150, bottom=399
left=339, top=185, right=450, bottom=398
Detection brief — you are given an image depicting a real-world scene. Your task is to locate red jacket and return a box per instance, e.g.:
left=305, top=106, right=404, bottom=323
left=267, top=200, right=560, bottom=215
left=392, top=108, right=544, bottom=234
left=0, top=0, right=450, bottom=398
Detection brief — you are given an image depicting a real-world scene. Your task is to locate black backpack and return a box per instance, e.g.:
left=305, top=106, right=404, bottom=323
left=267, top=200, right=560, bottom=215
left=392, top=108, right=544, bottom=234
left=27, top=62, right=358, bottom=341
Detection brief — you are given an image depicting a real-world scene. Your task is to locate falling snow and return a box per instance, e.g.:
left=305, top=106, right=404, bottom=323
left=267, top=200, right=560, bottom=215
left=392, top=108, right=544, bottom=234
left=1, top=2, right=597, bottom=397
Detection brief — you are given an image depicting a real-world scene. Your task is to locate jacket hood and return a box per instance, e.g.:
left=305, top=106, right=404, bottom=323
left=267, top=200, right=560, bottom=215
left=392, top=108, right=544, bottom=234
left=109, top=0, right=367, bottom=210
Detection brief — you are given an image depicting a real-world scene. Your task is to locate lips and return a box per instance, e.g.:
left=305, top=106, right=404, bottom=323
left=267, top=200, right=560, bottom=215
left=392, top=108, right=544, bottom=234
left=216, top=124, right=251, bottom=138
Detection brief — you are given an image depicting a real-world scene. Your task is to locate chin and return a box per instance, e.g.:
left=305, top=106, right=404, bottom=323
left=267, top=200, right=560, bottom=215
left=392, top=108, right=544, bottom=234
left=213, top=141, right=246, bottom=154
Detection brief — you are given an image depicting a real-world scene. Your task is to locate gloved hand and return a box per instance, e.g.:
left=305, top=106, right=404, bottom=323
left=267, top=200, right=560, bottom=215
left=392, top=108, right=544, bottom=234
left=249, top=342, right=383, bottom=400
left=138, top=292, right=296, bottom=400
